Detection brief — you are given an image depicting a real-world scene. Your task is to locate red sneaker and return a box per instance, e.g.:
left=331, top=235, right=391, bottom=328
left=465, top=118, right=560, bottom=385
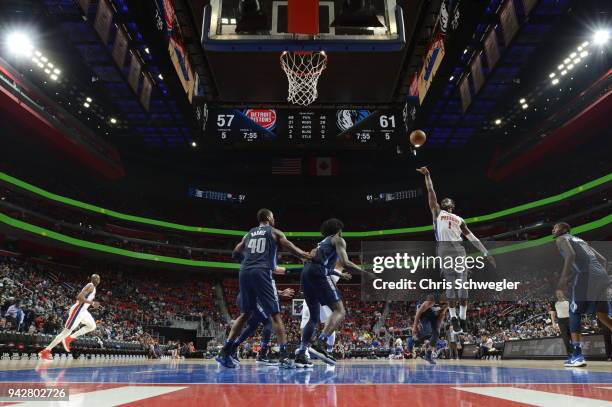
left=62, top=336, right=74, bottom=352
left=38, top=349, right=53, bottom=361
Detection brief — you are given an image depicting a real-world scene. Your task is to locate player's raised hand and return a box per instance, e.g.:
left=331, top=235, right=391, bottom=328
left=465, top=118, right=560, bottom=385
left=278, top=288, right=295, bottom=298
left=416, top=166, right=430, bottom=175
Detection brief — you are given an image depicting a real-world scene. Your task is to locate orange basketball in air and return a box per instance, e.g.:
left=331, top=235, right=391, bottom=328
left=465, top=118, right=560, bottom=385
left=409, top=129, right=427, bottom=147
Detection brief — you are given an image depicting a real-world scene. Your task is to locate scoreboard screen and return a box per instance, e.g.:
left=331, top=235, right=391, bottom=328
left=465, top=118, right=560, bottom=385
left=204, top=107, right=408, bottom=147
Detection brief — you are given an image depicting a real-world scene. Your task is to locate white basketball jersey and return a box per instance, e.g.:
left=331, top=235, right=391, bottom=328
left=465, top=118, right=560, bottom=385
left=81, top=284, right=96, bottom=310
left=434, top=210, right=464, bottom=242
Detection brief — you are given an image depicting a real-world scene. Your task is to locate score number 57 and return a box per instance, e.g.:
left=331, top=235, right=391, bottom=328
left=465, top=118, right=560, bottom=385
left=217, top=114, right=235, bottom=140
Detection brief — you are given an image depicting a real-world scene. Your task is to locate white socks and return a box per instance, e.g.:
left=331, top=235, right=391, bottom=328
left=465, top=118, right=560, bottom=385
left=449, top=308, right=457, bottom=318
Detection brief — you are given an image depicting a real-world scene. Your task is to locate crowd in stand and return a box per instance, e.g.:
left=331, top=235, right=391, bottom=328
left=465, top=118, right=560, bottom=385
left=0, top=257, right=224, bottom=344
left=2, top=254, right=609, bottom=360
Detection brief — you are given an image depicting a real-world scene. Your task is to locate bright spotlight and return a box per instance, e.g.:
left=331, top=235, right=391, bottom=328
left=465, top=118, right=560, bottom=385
left=593, top=29, right=610, bottom=45
left=191, top=141, right=197, bottom=147
left=549, top=73, right=555, bottom=78
left=561, top=70, right=567, bottom=75
left=86, top=97, right=92, bottom=103
left=50, top=74, right=58, bottom=81
left=53, top=68, right=60, bottom=74
left=580, top=51, right=588, bottom=57
left=6, top=31, right=34, bottom=57
left=110, top=117, right=117, bottom=124
left=567, top=64, right=574, bottom=70
left=519, top=98, right=526, bottom=104
left=558, top=64, right=564, bottom=70
left=563, top=58, right=570, bottom=64
left=494, top=119, right=502, bottom=125
left=521, top=103, right=528, bottom=109
left=83, top=102, right=90, bottom=108
left=551, top=78, right=559, bottom=85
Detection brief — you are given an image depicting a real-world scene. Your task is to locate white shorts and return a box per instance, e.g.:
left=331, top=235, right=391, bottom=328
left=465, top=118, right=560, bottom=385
left=65, top=303, right=96, bottom=331
left=300, top=302, right=333, bottom=329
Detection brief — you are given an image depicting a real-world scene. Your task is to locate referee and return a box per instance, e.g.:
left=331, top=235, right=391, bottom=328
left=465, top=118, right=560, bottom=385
left=549, top=292, right=571, bottom=354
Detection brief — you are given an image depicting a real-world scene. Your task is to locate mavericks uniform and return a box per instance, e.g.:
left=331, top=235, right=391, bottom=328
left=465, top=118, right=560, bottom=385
left=300, top=273, right=340, bottom=329
left=301, top=236, right=342, bottom=318
left=65, top=285, right=96, bottom=331
left=434, top=210, right=468, bottom=299
left=557, top=234, right=609, bottom=316
left=238, top=225, right=280, bottom=318
left=415, top=301, right=443, bottom=344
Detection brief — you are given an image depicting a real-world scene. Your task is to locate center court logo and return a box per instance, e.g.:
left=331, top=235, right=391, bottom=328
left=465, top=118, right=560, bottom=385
left=336, top=110, right=370, bottom=131
left=244, top=109, right=277, bottom=130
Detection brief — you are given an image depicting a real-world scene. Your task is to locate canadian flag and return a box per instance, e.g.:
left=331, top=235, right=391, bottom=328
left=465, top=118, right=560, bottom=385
left=309, top=157, right=338, bottom=176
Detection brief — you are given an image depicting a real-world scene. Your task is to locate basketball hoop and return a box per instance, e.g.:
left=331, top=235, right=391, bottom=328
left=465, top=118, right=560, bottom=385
left=280, top=51, right=328, bottom=106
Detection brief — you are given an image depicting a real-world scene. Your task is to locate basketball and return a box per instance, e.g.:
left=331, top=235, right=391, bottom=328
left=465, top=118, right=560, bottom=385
left=409, top=129, right=427, bottom=147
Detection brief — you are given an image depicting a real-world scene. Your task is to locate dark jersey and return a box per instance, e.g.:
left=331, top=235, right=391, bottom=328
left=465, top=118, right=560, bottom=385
left=557, top=234, right=606, bottom=277
left=241, top=225, right=277, bottom=271
left=417, top=302, right=442, bottom=319
left=314, top=235, right=339, bottom=275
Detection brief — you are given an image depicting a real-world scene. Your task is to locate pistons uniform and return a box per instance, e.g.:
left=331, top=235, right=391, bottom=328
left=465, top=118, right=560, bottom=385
left=65, top=284, right=96, bottom=331
left=238, top=225, right=280, bottom=318
left=434, top=210, right=468, bottom=299
left=557, top=234, right=609, bottom=315
left=301, top=236, right=342, bottom=314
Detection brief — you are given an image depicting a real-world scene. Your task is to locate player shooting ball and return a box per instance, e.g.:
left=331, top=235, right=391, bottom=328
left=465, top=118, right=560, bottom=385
left=417, top=166, right=495, bottom=332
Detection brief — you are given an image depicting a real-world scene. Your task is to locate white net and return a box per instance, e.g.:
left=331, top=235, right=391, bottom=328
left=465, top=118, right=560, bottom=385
left=280, top=51, right=328, bottom=106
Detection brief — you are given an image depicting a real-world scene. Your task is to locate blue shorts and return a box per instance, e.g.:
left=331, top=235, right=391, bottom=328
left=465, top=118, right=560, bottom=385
left=301, top=262, right=342, bottom=309
left=236, top=293, right=268, bottom=320
left=238, top=267, right=280, bottom=318
left=569, top=272, right=610, bottom=314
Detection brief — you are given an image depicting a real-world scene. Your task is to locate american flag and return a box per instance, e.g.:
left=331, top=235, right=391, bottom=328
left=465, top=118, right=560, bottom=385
left=272, top=158, right=302, bottom=175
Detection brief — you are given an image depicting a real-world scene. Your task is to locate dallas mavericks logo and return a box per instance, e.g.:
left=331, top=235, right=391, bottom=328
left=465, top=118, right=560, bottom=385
left=336, top=110, right=370, bottom=131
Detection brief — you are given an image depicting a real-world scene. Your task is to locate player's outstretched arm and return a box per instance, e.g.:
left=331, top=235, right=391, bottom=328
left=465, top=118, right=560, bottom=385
left=332, top=236, right=362, bottom=272
left=555, top=236, right=575, bottom=295
left=461, top=223, right=496, bottom=268
left=416, top=167, right=441, bottom=218
left=273, top=228, right=312, bottom=260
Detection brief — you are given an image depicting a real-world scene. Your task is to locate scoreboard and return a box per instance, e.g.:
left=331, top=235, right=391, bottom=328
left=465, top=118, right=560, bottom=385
left=204, top=107, right=408, bottom=147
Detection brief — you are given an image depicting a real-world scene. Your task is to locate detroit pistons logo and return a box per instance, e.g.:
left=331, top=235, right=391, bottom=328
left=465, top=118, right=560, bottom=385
left=245, top=109, right=277, bottom=130
left=336, top=110, right=370, bottom=131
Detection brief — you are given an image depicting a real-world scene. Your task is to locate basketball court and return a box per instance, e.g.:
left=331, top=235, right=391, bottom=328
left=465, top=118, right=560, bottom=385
left=1, top=359, right=612, bottom=406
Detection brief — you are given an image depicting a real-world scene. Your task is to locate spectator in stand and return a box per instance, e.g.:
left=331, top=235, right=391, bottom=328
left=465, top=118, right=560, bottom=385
left=4, top=300, right=24, bottom=331
left=43, top=315, right=60, bottom=335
